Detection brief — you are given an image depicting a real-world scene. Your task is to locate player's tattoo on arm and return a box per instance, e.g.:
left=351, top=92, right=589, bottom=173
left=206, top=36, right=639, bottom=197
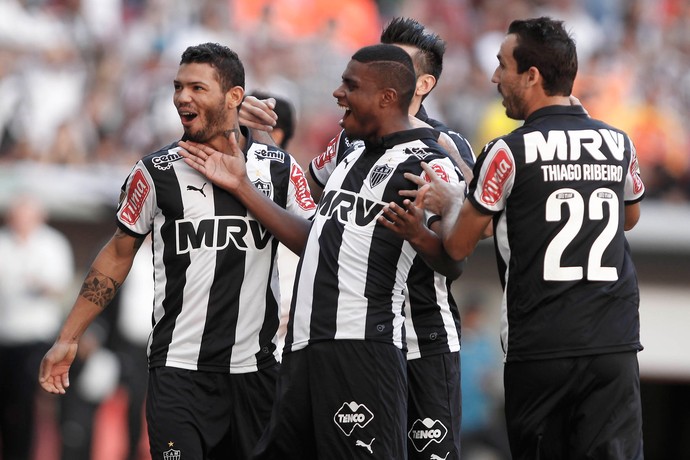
left=79, top=267, right=122, bottom=309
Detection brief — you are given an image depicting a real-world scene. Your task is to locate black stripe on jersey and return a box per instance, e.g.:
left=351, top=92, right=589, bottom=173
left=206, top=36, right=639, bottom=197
left=309, top=149, right=385, bottom=339
left=197, top=186, right=248, bottom=366
left=146, top=149, right=190, bottom=367
left=406, top=257, right=461, bottom=351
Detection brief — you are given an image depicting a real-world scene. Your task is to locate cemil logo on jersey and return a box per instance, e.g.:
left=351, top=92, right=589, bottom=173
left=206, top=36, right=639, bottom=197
left=119, top=169, right=150, bottom=225
left=334, top=402, right=374, bottom=436
left=290, top=163, right=316, bottom=211
left=480, top=148, right=514, bottom=206
left=255, top=148, right=285, bottom=163
left=408, top=418, right=448, bottom=452
left=153, top=151, right=182, bottom=171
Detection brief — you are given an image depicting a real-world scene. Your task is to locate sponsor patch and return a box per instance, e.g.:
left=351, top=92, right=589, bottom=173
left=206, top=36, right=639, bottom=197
left=408, top=418, right=449, bottom=452
left=313, top=136, right=339, bottom=170
left=290, top=164, right=316, bottom=210
left=333, top=402, right=374, bottom=436
left=480, top=148, right=513, bottom=206
left=153, top=151, right=182, bottom=171
left=630, top=152, right=644, bottom=195
left=119, top=169, right=150, bottom=225
left=255, top=148, right=285, bottom=163
left=422, top=163, right=450, bottom=183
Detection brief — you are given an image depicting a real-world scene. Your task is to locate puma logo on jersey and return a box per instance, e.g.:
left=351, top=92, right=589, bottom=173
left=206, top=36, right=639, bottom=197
left=430, top=453, right=449, bottom=460
left=356, top=438, right=375, bottom=454
left=187, top=182, right=207, bottom=197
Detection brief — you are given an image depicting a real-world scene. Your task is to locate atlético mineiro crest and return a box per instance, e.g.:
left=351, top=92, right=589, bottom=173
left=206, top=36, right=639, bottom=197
left=369, top=164, right=393, bottom=188
left=163, top=442, right=181, bottom=460
left=252, top=178, right=273, bottom=198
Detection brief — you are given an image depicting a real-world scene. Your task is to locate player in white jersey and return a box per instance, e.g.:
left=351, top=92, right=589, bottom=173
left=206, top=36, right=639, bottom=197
left=179, top=44, right=463, bottom=459
left=39, top=43, right=316, bottom=460
left=411, top=17, right=645, bottom=460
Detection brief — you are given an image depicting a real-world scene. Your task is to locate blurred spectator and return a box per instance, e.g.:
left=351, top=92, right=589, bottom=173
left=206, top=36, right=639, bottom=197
left=0, top=193, right=75, bottom=460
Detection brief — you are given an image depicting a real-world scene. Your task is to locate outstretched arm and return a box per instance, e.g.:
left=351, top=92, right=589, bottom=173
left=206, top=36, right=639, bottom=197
left=39, top=229, right=143, bottom=394
left=179, top=136, right=311, bottom=255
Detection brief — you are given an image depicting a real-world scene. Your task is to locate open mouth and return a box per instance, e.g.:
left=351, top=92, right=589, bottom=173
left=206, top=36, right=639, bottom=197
left=179, top=110, right=198, bottom=124
left=337, top=102, right=351, bottom=125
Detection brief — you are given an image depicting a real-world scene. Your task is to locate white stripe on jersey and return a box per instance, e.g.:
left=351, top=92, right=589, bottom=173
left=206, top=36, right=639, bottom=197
left=165, top=162, right=216, bottom=370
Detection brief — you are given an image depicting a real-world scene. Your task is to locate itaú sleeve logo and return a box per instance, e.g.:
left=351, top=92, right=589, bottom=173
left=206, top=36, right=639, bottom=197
left=408, top=418, right=448, bottom=452
left=333, top=402, right=374, bottom=436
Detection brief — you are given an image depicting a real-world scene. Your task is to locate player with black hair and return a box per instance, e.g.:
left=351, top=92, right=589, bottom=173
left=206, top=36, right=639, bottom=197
left=413, top=17, right=645, bottom=459
left=178, top=43, right=464, bottom=459
left=39, top=42, right=316, bottom=460
left=248, top=91, right=296, bottom=149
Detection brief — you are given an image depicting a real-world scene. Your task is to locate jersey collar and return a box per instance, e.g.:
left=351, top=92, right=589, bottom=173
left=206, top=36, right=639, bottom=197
left=525, top=104, right=589, bottom=124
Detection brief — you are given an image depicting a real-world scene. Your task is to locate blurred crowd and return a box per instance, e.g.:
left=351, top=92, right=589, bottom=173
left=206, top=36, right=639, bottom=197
left=0, top=0, right=689, bottom=204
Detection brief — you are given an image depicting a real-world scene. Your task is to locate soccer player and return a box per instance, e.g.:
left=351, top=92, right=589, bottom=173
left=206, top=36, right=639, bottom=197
left=241, top=18, right=474, bottom=458
left=412, top=17, right=645, bottom=459
left=38, top=42, right=316, bottom=460
left=310, top=18, right=472, bottom=459
left=179, top=43, right=463, bottom=459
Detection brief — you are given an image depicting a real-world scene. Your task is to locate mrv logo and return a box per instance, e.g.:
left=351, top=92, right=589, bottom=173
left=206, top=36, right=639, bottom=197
left=318, top=189, right=385, bottom=227
left=333, top=402, right=374, bottom=436
left=408, top=418, right=448, bottom=452
left=176, top=217, right=272, bottom=254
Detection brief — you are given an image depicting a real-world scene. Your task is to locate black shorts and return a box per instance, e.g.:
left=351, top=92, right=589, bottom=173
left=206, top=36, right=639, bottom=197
left=252, top=340, right=407, bottom=460
left=146, top=364, right=278, bottom=460
left=407, top=351, right=461, bottom=460
left=504, top=351, right=643, bottom=460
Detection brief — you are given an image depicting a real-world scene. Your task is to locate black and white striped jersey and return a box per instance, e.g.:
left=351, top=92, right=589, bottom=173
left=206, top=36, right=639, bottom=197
left=116, top=129, right=316, bottom=373
left=468, top=105, right=645, bottom=362
left=309, top=120, right=466, bottom=360
left=287, top=128, right=461, bottom=354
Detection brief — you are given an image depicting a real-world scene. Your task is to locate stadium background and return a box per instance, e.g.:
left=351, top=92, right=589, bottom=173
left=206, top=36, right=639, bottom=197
left=0, top=0, right=688, bottom=458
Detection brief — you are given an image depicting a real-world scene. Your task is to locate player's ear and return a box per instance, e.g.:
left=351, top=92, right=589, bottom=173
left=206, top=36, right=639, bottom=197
left=227, top=86, right=245, bottom=110
left=416, top=74, right=436, bottom=98
left=380, top=87, right=398, bottom=108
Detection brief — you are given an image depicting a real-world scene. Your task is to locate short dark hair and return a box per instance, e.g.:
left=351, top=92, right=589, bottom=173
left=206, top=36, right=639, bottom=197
left=507, top=17, right=578, bottom=96
left=180, top=42, right=245, bottom=93
left=351, top=44, right=416, bottom=111
left=248, top=91, right=296, bottom=149
left=380, top=17, right=445, bottom=83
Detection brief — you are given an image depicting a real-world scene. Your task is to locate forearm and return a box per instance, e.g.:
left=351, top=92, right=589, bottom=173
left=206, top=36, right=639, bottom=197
left=235, top=181, right=311, bottom=255
left=409, top=224, right=464, bottom=280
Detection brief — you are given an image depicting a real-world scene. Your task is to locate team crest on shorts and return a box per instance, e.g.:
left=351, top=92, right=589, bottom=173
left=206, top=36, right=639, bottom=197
left=408, top=418, right=448, bottom=452
left=252, top=178, right=273, bottom=198
left=333, top=401, right=374, bottom=435
left=163, top=442, right=181, bottom=460
left=369, top=164, right=393, bottom=188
